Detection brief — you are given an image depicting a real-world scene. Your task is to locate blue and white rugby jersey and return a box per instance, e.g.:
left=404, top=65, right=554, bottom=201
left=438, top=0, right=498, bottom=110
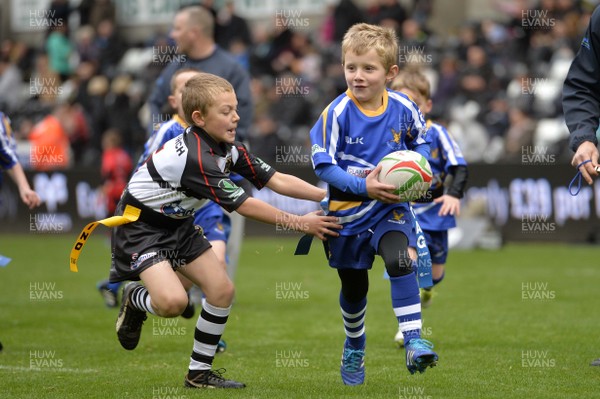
left=310, top=89, right=429, bottom=234
left=0, top=112, right=18, bottom=171
left=412, top=121, right=467, bottom=231
left=136, top=115, right=186, bottom=170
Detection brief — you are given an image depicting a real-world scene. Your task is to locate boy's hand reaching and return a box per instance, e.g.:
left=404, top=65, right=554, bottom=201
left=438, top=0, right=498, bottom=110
left=299, top=211, right=342, bottom=241
left=434, top=194, right=461, bottom=216
left=366, top=165, right=401, bottom=204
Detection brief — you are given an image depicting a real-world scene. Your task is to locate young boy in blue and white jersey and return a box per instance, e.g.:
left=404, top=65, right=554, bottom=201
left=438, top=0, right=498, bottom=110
left=391, top=69, right=468, bottom=345
left=309, top=23, right=438, bottom=385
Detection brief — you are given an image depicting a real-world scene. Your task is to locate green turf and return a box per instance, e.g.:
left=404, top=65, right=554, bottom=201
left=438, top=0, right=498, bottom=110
left=1, top=234, right=600, bottom=398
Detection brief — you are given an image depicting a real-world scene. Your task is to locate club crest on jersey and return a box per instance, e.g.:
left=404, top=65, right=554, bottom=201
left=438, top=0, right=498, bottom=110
left=387, top=209, right=406, bottom=225
left=386, top=128, right=404, bottom=151
left=218, top=179, right=244, bottom=200
left=161, top=200, right=195, bottom=218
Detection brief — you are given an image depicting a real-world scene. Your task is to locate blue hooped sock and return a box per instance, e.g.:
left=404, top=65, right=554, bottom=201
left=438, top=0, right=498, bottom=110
left=390, top=272, right=422, bottom=344
left=339, top=292, right=367, bottom=349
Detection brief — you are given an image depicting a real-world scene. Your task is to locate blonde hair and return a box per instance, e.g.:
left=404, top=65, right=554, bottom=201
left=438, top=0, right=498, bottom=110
left=170, top=68, right=201, bottom=93
left=341, top=23, right=398, bottom=72
left=391, top=68, right=431, bottom=101
left=182, top=72, right=234, bottom=126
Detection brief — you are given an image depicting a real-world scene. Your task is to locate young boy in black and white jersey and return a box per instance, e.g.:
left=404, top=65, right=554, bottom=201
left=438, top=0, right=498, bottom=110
left=112, top=72, right=342, bottom=389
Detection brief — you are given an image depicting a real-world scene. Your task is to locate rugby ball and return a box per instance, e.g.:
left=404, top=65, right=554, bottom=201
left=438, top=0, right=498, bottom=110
left=377, top=150, right=433, bottom=202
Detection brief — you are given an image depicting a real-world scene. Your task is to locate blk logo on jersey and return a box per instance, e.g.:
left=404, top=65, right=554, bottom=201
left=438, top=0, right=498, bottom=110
left=345, top=136, right=364, bottom=145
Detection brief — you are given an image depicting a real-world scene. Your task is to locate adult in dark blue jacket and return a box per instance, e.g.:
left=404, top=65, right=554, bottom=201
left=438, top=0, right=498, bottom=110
left=563, top=6, right=600, bottom=367
left=563, top=6, right=600, bottom=185
left=148, top=5, right=252, bottom=141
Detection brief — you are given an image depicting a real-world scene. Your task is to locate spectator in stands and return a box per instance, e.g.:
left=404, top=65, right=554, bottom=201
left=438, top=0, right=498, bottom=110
left=75, top=25, right=99, bottom=65
left=368, top=0, right=407, bottom=34
left=45, top=23, right=73, bottom=81
left=89, top=0, right=116, bottom=31
left=504, top=106, right=536, bottom=160
left=95, top=19, right=125, bottom=78
left=215, top=1, right=252, bottom=52
left=0, top=55, right=24, bottom=113
left=28, top=102, right=73, bottom=171
left=148, top=5, right=252, bottom=140
left=100, top=128, right=132, bottom=216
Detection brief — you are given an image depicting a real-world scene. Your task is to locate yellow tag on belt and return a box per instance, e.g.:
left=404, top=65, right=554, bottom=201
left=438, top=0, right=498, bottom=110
left=69, top=205, right=141, bottom=272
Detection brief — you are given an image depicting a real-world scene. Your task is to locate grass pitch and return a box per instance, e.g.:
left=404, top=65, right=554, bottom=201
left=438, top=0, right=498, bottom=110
left=1, top=234, right=600, bottom=398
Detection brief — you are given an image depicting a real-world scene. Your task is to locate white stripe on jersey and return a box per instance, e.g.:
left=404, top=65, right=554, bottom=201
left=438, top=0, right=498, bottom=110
left=129, top=134, right=209, bottom=216
left=337, top=152, right=376, bottom=168
left=328, top=97, right=351, bottom=165
left=433, top=123, right=464, bottom=166
left=388, top=91, right=427, bottom=145
left=337, top=199, right=377, bottom=224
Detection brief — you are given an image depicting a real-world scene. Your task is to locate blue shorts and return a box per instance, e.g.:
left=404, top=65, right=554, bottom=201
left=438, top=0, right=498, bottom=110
left=423, top=230, right=448, bottom=264
left=324, top=208, right=415, bottom=269
left=194, top=203, right=231, bottom=243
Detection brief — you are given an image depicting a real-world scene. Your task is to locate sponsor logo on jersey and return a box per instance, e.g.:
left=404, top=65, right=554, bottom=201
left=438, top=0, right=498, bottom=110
left=174, top=135, right=185, bottom=156
left=346, top=166, right=371, bottom=178
left=131, top=251, right=157, bottom=270
left=218, top=179, right=244, bottom=201
left=161, top=200, right=195, bottom=218
left=345, top=136, right=364, bottom=145
left=255, top=157, right=271, bottom=172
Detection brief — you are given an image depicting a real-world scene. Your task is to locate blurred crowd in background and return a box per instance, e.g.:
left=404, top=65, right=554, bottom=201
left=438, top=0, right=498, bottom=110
left=0, top=0, right=596, bottom=171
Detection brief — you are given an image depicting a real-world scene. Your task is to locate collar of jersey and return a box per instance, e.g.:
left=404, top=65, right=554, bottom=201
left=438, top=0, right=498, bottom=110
left=346, top=89, right=388, bottom=117
left=188, top=125, right=230, bottom=155
left=173, top=114, right=188, bottom=129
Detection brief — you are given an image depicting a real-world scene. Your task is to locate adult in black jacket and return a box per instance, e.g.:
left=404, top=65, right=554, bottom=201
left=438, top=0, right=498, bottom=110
left=563, top=6, right=600, bottom=186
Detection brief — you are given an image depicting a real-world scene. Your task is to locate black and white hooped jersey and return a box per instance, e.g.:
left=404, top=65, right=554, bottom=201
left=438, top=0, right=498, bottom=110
left=128, top=125, right=275, bottom=218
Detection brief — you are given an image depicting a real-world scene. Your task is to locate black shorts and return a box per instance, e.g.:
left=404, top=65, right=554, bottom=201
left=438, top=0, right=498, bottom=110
left=109, top=195, right=212, bottom=283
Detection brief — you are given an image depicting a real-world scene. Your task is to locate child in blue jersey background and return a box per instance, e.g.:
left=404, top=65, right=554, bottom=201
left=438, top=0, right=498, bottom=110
left=391, top=68, right=468, bottom=345
left=309, top=23, right=438, bottom=385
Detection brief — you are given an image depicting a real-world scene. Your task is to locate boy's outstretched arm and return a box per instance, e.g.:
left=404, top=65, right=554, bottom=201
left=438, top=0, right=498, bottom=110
left=235, top=197, right=341, bottom=240
left=315, top=163, right=400, bottom=204
left=265, top=172, right=326, bottom=202
left=6, top=163, right=41, bottom=209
